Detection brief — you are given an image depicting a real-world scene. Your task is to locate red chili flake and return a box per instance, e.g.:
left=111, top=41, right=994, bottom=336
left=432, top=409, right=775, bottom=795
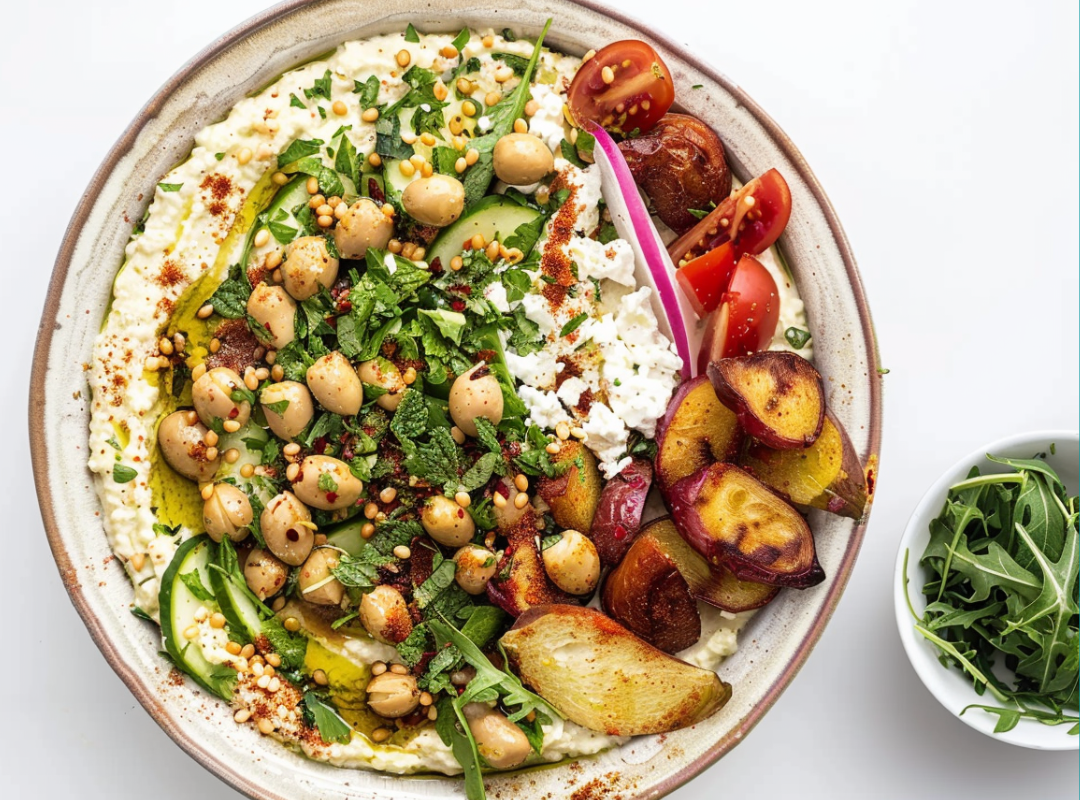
left=228, top=408, right=239, bottom=419
left=456, top=508, right=466, bottom=519
left=313, top=437, right=328, bottom=454
left=326, top=492, right=339, bottom=504
left=613, top=525, right=628, bottom=540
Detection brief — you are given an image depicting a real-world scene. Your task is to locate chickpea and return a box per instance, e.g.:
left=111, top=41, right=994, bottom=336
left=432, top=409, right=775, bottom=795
left=356, top=358, right=406, bottom=411
left=291, top=455, right=363, bottom=511
left=157, top=410, right=220, bottom=482
left=492, top=478, right=529, bottom=528
left=244, top=547, right=288, bottom=600
left=541, top=529, right=600, bottom=595
left=463, top=703, right=532, bottom=769
left=260, top=381, right=314, bottom=441
left=365, top=671, right=420, bottom=718
left=400, top=174, right=465, bottom=228
left=191, top=367, right=250, bottom=429
left=260, top=491, right=314, bottom=566
left=247, top=283, right=297, bottom=349
left=492, top=133, right=554, bottom=186
left=306, top=351, right=362, bottom=415
left=281, top=235, right=339, bottom=301
left=334, top=198, right=394, bottom=259
left=202, top=483, right=253, bottom=543
left=298, top=547, right=345, bottom=606
left=421, top=495, right=476, bottom=547
left=448, top=363, right=504, bottom=438
left=453, top=545, right=497, bottom=595
left=359, top=585, right=414, bottom=644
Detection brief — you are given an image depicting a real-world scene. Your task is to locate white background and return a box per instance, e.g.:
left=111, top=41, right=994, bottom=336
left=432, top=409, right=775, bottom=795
left=4, top=0, right=1077, bottom=797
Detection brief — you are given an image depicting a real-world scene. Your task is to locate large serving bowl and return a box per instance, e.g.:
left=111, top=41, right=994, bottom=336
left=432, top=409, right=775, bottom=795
left=30, top=1, right=882, bottom=798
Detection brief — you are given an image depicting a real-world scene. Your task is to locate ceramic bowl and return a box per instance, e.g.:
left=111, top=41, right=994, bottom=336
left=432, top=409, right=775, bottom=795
left=30, top=1, right=882, bottom=797
left=894, top=430, right=1079, bottom=751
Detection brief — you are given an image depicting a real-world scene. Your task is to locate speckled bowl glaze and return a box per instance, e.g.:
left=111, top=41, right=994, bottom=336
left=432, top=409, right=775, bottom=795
left=31, top=1, right=882, bottom=798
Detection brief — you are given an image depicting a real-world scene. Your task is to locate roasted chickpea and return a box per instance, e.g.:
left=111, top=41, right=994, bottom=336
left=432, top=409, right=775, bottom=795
left=202, top=483, right=253, bottom=543
left=157, top=410, right=220, bottom=482
left=260, top=491, right=314, bottom=566
left=247, top=283, right=297, bottom=349
left=291, top=455, right=363, bottom=511
left=356, top=358, right=406, bottom=411
left=463, top=703, right=532, bottom=769
left=421, top=495, right=476, bottom=547
left=191, top=367, right=250, bottom=429
left=365, top=671, right=420, bottom=718
left=541, top=529, right=600, bottom=595
left=493, top=133, right=554, bottom=186
left=260, top=381, right=315, bottom=441
left=492, top=477, right=529, bottom=528
left=334, top=197, right=394, bottom=259
left=448, top=363, right=504, bottom=437
left=400, top=174, right=465, bottom=227
left=244, top=547, right=289, bottom=600
left=298, top=547, right=345, bottom=606
left=359, top=585, right=414, bottom=644
left=453, top=545, right=497, bottom=595
left=281, top=235, right=339, bottom=301
left=306, top=351, right=362, bottom=415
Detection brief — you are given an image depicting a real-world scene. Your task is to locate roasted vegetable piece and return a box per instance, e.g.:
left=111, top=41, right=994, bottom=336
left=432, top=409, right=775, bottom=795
left=501, top=605, right=730, bottom=735
left=589, top=458, right=653, bottom=567
left=536, top=441, right=602, bottom=533
left=708, top=352, right=824, bottom=450
left=487, top=511, right=577, bottom=617
left=654, top=376, right=742, bottom=492
left=618, top=113, right=732, bottom=235
left=667, top=463, right=824, bottom=588
left=740, top=412, right=869, bottom=520
left=642, top=517, right=779, bottom=612
left=601, top=528, right=701, bottom=653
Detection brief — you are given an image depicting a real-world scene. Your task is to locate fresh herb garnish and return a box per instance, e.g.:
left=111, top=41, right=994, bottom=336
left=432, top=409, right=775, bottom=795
left=113, top=463, right=138, bottom=483
left=450, top=28, right=470, bottom=52
left=785, top=327, right=812, bottom=349
left=404, top=23, right=420, bottom=43
left=303, top=70, right=333, bottom=101
left=157, top=182, right=183, bottom=192
left=559, top=312, right=589, bottom=338
left=301, top=691, right=353, bottom=744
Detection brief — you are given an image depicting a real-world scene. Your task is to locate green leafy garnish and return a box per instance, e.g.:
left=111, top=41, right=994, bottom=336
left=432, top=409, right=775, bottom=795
left=784, top=327, right=812, bottom=349
left=559, top=312, right=589, bottom=338
left=301, top=692, right=353, bottom=744
left=404, top=23, right=420, bottom=42
left=353, top=75, right=381, bottom=109
left=157, top=182, right=183, bottom=192
left=451, top=28, right=470, bottom=52
left=260, top=616, right=308, bottom=671
left=113, top=463, right=138, bottom=483
left=303, top=69, right=333, bottom=101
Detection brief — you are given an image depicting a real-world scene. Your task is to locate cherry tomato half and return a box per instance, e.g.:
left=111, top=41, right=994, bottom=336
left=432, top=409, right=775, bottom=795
left=567, top=41, right=675, bottom=135
left=675, top=241, right=736, bottom=317
left=697, top=255, right=780, bottom=372
left=669, top=168, right=792, bottom=267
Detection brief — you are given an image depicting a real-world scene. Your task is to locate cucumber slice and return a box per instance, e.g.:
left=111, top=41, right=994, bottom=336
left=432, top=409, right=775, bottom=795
left=159, top=535, right=238, bottom=700
left=324, top=518, right=372, bottom=556
left=427, top=195, right=543, bottom=269
left=206, top=539, right=267, bottom=645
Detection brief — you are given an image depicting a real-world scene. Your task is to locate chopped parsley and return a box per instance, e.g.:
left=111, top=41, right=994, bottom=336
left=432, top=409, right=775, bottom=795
left=559, top=312, right=589, bottom=338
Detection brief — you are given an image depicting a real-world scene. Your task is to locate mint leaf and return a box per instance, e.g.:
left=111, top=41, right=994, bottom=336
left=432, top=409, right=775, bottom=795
left=113, top=464, right=138, bottom=483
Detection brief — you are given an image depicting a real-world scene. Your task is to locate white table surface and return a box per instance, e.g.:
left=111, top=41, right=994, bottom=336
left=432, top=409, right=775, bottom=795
left=6, top=0, right=1077, bottom=797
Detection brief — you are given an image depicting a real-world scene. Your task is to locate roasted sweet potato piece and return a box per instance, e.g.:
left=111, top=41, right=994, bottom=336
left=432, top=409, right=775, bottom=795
left=667, top=463, right=824, bottom=588
left=654, top=375, right=742, bottom=492
left=708, top=352, right=824, bottom=449
left=486, top=510, right=577, bottom=617
left=589, top=458, right=653, bottom=567
left=601, top=529, right=701, bottom=653
left=643, top=517, right=779, bottom=612
left=740, top=412, right=869, bottom=520
left=536, top=440, right=602, bottom=533
left=501, top=605, right=730, bottom=736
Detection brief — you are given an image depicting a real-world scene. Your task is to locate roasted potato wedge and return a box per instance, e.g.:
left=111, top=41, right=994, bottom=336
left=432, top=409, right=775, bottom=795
left=667, top=463, right=824, bottom=588
left=486, top=510, right=576, bottom=617
left=643, top=517, right=779, bottom=612
left=708, top=352, right=824, bottom=450
left=501, top=605, right=730, bottom=735
left=536, top=440, right=602, bottom=532
left=740, top=412, right=869, bottom=520
left=601, top=527, right=701, bottom=653
left=654, top=375, right=742, bottom=491
left=589, top=458, right=653, bottom=568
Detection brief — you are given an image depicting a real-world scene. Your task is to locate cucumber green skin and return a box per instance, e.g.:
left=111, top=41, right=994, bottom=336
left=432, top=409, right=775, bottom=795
left=239, top=176, right=309, bottom=272
left=159, top=535, right=236, bottom=700
left=427, top=195, right=542, bottom=269
left=207, top=556, right=263, bottom=646
left=324, top=518, right=371, bottom=557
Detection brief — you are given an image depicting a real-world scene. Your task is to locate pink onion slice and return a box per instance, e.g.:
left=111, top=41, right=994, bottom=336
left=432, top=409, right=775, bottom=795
left=588, top=125, right=698, bottom=378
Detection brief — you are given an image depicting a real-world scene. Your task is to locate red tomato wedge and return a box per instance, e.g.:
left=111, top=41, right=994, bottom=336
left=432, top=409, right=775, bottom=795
left=697, top=255, right=780, bottom=372
left=675, top=241, right=736, bottom=318
left=669, top=169, right=792, bottom=268
left=567, top=41, right=675, bottom=135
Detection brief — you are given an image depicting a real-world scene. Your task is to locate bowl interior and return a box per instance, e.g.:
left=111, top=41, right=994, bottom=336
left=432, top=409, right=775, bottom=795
left=31, top=1, right=881, bottom=798
left=895, top=431, right=1079, bottom=751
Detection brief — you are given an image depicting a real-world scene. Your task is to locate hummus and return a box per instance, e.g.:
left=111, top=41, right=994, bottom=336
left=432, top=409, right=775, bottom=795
left=87, top=23, right=808, bottom=780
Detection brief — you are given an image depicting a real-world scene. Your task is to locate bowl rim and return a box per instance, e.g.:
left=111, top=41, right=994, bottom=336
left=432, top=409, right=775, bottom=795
left=893, top=428, right=1079, bottom=752
left=29, top=1, right=883, bottom=798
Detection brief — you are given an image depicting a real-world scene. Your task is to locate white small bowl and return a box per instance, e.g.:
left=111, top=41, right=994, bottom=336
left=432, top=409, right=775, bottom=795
left=894, top=430, right=1079, bottom=751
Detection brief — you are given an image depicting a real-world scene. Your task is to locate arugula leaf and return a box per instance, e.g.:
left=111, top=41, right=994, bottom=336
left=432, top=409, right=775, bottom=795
left=113, top=463, right=138, bottom=483
left=302, top=692, right=353, bottom=744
